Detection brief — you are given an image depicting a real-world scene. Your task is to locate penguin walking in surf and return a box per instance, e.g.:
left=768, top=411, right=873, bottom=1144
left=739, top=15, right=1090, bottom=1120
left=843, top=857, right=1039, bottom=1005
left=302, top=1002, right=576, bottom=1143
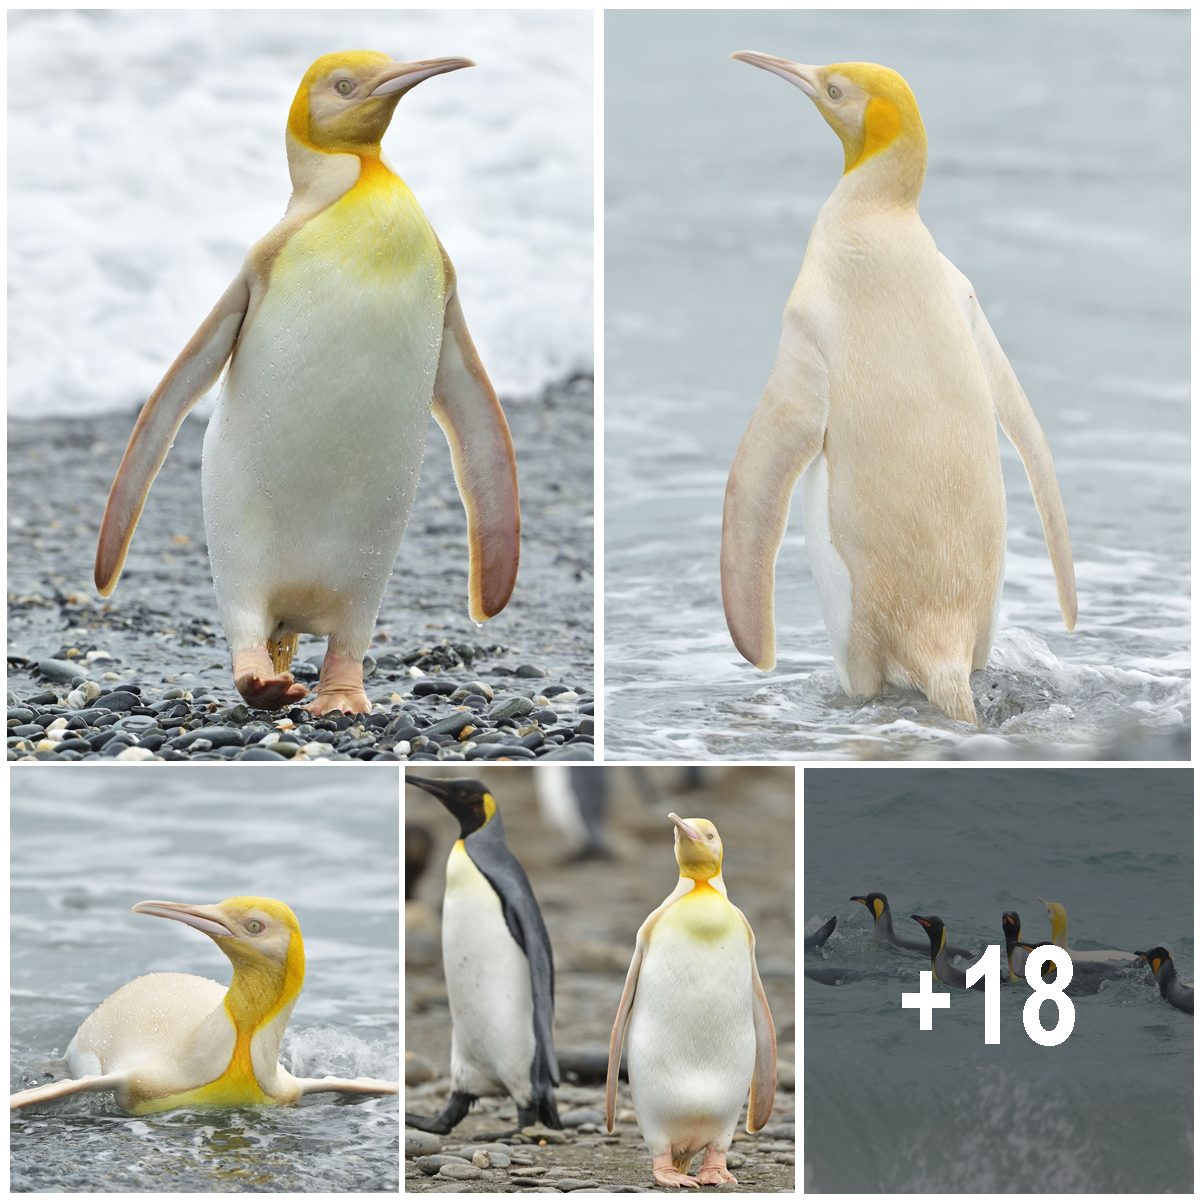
left=404, top=775, right=561, bottom=1134
left=96, top=52, right=520, bottom=716
left=607, top=813, right=776, bottom=1189
left=722, top=54, right=1075, bottom=724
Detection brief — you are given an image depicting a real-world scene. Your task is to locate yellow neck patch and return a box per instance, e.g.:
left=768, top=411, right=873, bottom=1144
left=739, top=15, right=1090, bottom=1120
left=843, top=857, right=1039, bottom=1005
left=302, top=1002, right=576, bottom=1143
left=873, top=898, right=884, bottom=919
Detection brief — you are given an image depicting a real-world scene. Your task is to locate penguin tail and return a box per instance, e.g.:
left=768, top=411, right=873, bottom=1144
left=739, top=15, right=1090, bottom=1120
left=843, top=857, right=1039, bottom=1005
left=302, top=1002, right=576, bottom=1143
left=921, top=663, right=977, bottom=725
left=268, top=633, right=300, bottom=674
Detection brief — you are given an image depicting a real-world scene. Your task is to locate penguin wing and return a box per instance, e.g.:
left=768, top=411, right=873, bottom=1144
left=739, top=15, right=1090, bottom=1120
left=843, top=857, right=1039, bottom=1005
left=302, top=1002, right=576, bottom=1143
left=740, top=914, right=777, bottom=1133
left=941, top=255, right=1077, bottom=631
left=721, top=309, right=830, bottom=670
left=804, top=914, right=837, bottom=952
left=606, top=940, right=644, bottom=1132
left=431, top=245, right=521, bottom=623
left=10, top=1072, right=127, bottom=1110
left=464, top=831, right=559, bottom=1090
left=94, top=272, right=250, bottom=596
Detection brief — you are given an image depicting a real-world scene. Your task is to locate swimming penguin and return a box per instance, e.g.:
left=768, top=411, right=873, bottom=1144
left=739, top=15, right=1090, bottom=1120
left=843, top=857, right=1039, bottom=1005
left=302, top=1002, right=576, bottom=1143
left=95, top=51, right=520, bottom=716
left=607, top=814, right=775, bottom=1189
left=403, top=775, right=561, bottom=1134
left=852, top=893, right=974, bottom=959
left=804, top=914, right=837, bottom=952
left=910, top=916, right=984, bottom=990
left=1036, top=897, right=1140, bottom=963
left=721, top=54, right=1075, bottom=723
left=1002, top=911, right=1126, bottom=995
left=1134, top=948, right=1193, bottom=1015
left=9, top=897, right=397, bottom=1112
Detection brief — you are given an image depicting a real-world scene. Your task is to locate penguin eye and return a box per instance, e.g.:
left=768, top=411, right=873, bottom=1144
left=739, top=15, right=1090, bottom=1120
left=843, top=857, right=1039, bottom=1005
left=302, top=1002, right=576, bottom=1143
left=335, top=79, right=355, bottom=96
left=245, top=919, right=264, bottom=934
left=827, top=84, right=842, bottom=100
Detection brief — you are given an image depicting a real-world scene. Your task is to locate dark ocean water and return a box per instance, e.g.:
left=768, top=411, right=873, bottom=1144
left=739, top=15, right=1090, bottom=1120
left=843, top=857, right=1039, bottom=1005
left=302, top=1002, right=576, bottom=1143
left=804, top=768, right=1193, bottom=1192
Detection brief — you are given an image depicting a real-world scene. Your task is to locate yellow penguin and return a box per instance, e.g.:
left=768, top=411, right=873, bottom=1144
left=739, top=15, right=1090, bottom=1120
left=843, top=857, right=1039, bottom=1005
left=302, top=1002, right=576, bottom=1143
left=95, top=52, right=520, bottom=716
left=1036, top=897, right=1138, bottom=963
left=606, top=814, right=776, bottom=1189
left=9, top=897, right=398, bottom=1113
left=721, top=54, right=1075, bottom=724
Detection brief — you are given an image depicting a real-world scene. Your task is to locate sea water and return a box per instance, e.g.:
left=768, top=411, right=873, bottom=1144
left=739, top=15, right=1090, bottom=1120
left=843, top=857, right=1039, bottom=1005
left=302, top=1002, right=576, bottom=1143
left=10, top=766, right=399, bottom=1193
left=8, top=8, right=592, bottom=417
left=605, top=10, right=1189, bottom=759
left=804, top=769, right=1193, bottom=1192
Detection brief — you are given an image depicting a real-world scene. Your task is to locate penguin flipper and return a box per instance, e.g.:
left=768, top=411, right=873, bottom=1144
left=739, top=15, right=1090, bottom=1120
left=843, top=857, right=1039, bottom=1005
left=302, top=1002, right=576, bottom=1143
left=721, top=311, right=829, bottom=670
left=295, top=1076, right=399, bottom=1097
left=10, top=1072, right=126, bottom=1110
left=432, top=268, right=521, bottom=623
left=606, top=942, right=644, bottom=1132
left=804, top=914, right=837, bottom=952
left=744, top=929, right=777, bottom=1133
left=942, top=255, right=1077, bottom=631
left=95, top=272, right=250, bottom=597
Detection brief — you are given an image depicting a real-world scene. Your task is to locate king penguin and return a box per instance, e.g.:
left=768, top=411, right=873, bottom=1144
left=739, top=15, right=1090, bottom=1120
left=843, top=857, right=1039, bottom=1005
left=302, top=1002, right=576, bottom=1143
left=9, top=897, right=398, bottom=1112
left=95, top=51, right=520, bottom=716
left=1135, top=948, right=1194, bottom=1015
left=910, top=915, right=984, bottom=990
left=852, top=892, right=974, bottom=959
left=403, top=774, right=562, bottom=1134
left=721, top=54, right=1076, bottom=724
left=606, top=813, right=776, bottom=1189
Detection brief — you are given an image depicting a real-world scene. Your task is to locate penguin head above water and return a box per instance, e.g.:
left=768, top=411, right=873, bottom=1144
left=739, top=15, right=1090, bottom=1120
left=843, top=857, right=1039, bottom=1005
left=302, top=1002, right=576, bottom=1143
left=850, top=892, right=888, bottom=921
left=1135, top=947, right=1174, bottom=978
left=288, top=51, right=474, bottom=156
left=910, top=914, right=946, bottom=955
left=668, top=813, right=723, bottom=882
left=730, top=51, right=927, bottom=200
left=132, top=897, right=306, bottom=1026
left=407, top=774, right=497, bottom=839
left=1001, top=911, right=1022, bottom=944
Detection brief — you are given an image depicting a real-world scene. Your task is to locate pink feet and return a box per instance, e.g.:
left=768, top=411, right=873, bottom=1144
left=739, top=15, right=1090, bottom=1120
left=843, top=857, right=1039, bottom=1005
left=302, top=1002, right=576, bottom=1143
left=305, top=650, right=370, bottom=716
left=695, top=1147, right=737, bottom=1186
left=652, top=1153, right=700, bottom=1189
left=233, top=648, right=308, bottom=710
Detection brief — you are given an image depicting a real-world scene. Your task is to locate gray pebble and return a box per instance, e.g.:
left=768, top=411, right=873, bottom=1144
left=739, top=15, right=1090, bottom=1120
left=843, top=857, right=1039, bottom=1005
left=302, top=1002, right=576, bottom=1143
left=113, top=715, right=158, bottom=735
left=514, top=663, right=549, bottom=678
left=487, top=695, right=535, bottom=721
left=437, top=1161, right=482, bottom=1180
left=37, top=659, right=85, bottom=684
left=561, top=1109, right=605, bottom=1128
left=414, top=1154, right=473, bottom=1175
left=539, top=743, right=594, bottom=760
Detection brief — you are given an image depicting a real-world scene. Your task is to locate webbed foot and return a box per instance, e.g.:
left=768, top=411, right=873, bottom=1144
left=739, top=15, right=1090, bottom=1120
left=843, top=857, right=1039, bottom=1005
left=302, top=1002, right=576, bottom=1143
left=695, top=1146, right=737, bottom=1185
left=233, top=647, right=308, bottom=709
left=652, top=1152, right=699, bottom=1189
left=306, top=651, right=370, bottom=715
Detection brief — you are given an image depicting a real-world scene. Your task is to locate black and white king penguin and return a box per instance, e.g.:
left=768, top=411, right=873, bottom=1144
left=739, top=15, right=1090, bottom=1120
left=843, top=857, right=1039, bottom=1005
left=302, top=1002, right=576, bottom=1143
left=404, top=774, right=562, bottom=1133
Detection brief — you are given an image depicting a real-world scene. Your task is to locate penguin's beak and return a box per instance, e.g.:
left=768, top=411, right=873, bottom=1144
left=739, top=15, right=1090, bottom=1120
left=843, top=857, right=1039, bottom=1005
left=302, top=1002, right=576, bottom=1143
left=406, top=774, right=452, bottom=801
left=910, top=915, right=931, bottom=929
left=731, top=51, right=821, bottom=99
left=133, top=900, right=233, bottom=938
left=668, top=812, right=703, bottom=841
left=369, top=57, right=475, bottom=98
left=850, top=896, right=868, bottom=905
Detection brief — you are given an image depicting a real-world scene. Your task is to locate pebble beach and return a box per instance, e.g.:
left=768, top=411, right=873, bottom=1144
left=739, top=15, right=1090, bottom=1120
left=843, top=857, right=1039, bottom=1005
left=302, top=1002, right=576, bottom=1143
left=8, top=376, right=594, bottom=763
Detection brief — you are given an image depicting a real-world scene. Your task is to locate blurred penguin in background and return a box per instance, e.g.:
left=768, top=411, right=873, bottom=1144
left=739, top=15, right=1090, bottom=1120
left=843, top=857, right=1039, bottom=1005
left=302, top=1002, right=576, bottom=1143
left=537, top=765, right=613, bottom=860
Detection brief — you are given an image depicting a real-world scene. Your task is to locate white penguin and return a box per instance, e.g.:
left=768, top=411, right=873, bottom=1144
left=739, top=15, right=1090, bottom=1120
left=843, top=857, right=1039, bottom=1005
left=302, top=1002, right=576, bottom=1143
left=9, top=897, right=398, bottom=1112
left=95, top=51, right=520, bottom=716
left=721, top=54, right=1076, bottom=724
left=606, top=813, right=776, bottom=1189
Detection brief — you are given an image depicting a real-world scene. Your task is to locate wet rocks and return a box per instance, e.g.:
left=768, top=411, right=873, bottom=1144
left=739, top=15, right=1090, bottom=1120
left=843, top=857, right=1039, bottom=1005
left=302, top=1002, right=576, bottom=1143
left=8, top=656, right=594, bottom=763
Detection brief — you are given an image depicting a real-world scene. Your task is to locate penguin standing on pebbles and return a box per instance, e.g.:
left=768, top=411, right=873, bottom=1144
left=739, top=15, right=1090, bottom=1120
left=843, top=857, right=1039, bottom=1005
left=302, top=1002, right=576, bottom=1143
left=607, top=813, right=776, bottom=1189
left=404, top=775, right=561, bottom=1134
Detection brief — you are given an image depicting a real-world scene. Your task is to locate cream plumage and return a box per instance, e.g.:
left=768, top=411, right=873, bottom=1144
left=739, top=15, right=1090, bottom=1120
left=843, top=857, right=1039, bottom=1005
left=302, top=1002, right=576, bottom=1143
left=606, top=814, right=775, bottom=1189
left=721, top=54, right=1075, bottom=724
left=10, top=897, right=397, bottom=1113
left=95, top=51, right=520, bottom=716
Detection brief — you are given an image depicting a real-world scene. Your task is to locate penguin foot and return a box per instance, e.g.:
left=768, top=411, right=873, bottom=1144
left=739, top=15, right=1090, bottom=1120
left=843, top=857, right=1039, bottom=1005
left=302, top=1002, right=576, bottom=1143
left=695, top=1147, right=737, bottom=1186
left=652, top=1153, right=700, bottom=1189
left=404, top=1090, right=476, bottom=1133
left=307, top=651, right=371, bottom=715
left=232, top=647, right=309, bottom=710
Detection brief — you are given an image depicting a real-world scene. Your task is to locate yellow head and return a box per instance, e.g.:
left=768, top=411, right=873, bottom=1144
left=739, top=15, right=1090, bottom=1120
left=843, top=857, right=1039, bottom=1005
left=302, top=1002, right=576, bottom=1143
left=287, top=50, right=473, bottom=155
left=1037, top=897, right=1069, bottom=948
left=133, top=896, right=306, bottom=1028
left=669, top=813, right=723, bottom=882
left=732, top=52, right=927, bottom=197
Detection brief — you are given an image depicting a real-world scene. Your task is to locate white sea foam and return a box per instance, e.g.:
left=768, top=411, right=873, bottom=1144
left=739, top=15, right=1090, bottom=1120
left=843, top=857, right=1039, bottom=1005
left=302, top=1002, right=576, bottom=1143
left=8, top=9, right=592, bottom=418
